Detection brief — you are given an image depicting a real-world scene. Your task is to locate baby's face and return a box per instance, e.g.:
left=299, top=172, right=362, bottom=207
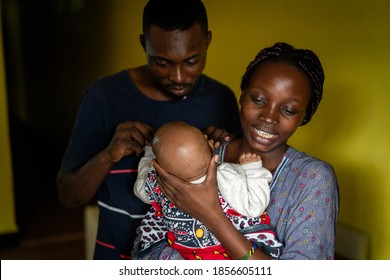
left=153, top=122, right=212, bottom=181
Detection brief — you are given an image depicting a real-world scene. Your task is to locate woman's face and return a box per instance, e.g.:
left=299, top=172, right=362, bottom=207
left=239, top=62, right=311, bottom=158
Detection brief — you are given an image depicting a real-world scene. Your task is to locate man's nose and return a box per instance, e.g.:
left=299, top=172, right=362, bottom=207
left=168, top=65, right=184, bottom=83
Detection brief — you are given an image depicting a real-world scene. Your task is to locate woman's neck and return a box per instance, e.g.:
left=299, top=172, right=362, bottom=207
left=225, top=138, right=288, bottom=174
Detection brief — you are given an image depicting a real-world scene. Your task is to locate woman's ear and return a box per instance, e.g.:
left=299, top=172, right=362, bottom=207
left=299, top=113, right=309, bottom=126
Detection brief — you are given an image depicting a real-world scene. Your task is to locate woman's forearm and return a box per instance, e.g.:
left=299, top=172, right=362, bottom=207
left=203, top=208, right=271, bottom=260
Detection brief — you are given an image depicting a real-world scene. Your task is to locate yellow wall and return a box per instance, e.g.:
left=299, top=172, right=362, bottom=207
left=0, top=9, right=18, bottom=236
left=101, top=0, right=389, bottom=259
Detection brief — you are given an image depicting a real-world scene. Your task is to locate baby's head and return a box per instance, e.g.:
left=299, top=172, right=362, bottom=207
left=152, top=122, right=212, bottom=182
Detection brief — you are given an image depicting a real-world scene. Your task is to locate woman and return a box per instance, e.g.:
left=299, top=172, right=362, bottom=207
left=152, top=42, right=340, bottom=260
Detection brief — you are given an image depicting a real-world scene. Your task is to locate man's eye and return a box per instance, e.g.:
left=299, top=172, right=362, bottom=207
left=185, top=60, right=198, bottom=66
left=155, top=60, right=169, bottom=67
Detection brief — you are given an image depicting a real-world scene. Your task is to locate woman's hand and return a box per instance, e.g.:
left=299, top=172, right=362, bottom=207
left=152, top=155, right=223, bottom=225
left=152, top=154, right=271, bottom=260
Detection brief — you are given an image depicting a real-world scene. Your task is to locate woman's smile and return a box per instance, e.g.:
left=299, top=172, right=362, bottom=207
left=252, top=126, right=276, bottom=140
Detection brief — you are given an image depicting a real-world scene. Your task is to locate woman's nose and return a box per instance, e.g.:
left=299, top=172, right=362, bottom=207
left=260, top=106, right=279, bottom=125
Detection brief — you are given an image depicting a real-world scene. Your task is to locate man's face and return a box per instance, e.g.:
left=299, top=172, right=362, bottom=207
left=142, top=23, right=211, bottom=99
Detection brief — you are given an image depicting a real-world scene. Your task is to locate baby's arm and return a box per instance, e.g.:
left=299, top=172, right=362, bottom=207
left=217, top=153, right=272, bottom=217
left=134, top=145, right=155, bottom=204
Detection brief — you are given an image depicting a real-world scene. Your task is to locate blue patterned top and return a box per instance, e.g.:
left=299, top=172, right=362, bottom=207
left=264, top=146, right=339, bottom=259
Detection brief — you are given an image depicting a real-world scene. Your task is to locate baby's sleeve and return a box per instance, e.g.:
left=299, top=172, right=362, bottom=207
left=217, top=161, right=272, bottom=217
left=133, top=145, right=155, bottom=204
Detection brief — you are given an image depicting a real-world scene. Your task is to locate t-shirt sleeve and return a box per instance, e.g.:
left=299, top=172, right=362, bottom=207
left=61, top=84, right=110, bottom=171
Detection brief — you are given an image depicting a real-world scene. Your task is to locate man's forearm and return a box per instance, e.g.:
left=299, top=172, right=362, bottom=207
left=57, top=151, right=114, bottom=209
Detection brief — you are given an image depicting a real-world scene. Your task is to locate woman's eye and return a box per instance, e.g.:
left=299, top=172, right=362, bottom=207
left=252, top=96, right=266, bottom=105
left=282, top=107, right=296, bottom=115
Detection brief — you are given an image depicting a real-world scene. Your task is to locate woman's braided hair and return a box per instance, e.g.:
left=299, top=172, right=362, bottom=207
left=240, top=42, right=325, bottom=126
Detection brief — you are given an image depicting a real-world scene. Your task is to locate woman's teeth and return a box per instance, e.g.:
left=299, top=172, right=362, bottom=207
left=254, top=127, right=274, bottom=139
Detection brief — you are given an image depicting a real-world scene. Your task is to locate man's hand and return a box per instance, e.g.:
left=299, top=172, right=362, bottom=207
left=104, top=121, right=154, bottom=162
left=204, top=126, right=237, bottom=148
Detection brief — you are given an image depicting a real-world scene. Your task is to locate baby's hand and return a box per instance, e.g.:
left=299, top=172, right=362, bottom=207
left=239, top=153, right=261, bottom=164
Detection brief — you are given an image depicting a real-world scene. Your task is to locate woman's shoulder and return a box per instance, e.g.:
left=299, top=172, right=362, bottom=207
left=282, top=146, right=340, bottom=208
left=285, top=146, right=337, bottom=177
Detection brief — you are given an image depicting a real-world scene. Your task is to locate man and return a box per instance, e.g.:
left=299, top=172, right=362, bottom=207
left=56, top=0, right=241, bottom=259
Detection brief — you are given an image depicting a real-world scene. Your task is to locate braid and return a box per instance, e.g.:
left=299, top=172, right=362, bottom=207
left=241, top=42, right=325, bottom=125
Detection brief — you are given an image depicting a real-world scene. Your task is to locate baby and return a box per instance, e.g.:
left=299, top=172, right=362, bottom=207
left=133, top=122, right=282, bottom=260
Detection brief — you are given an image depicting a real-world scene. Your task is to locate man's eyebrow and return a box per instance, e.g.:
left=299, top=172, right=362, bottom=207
left=185, top=54, right=200, bottom=60
left=150, top=55, right=170, bottom=61
left=150, top=54, right=200, bottom=63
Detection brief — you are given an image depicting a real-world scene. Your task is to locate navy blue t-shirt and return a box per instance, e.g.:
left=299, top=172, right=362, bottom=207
left=61, top=70, right=241, bottom=259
